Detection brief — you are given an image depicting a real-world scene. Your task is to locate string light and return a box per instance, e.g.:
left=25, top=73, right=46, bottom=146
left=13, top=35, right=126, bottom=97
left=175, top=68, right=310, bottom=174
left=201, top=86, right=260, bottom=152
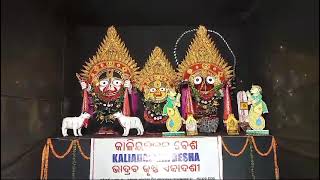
left=249, top=140, right=256, bottom=180
left=72, top=143, right=77, bottom=179
left=173, top=28, right=237, bottom=78
left=222, top=136, right=279, bottom=180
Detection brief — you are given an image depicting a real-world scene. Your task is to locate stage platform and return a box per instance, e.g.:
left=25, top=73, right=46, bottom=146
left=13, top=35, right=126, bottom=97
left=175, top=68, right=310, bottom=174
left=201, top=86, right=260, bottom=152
left=40, top=134, right=279, bottom=179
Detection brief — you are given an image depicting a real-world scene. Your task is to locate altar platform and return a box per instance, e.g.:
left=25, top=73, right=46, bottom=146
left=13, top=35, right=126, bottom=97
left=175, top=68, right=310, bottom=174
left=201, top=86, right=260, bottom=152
left=40, top=134, right=279, bottom=179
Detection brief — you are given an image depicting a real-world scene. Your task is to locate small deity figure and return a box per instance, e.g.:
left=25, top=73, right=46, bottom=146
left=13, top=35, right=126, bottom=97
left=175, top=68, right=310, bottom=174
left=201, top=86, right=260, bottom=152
left=185, top=114, right=198, bottom=135
left=162, top=88, right=184, bottom=132
left=246, top=85, right=268, bottom=130
left=135, top=47, right=177, bottom=134
left=225, top=114, right=239, bottom=135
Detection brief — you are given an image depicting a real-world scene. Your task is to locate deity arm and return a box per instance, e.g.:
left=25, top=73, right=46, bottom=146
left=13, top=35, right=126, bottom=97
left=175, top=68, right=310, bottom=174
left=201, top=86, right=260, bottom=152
left=77, top=78, right=94, bottom=114
left=124, top=80, right=133, bottom=94
left=175, top=93, right=181, bottom=107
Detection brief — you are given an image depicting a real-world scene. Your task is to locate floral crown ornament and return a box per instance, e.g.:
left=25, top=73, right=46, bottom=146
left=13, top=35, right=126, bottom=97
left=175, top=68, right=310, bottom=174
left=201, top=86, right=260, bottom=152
left=177, top=25, right=234, bottom=83
left=135, top=47, right=178, bottom=92
left=79, top=26, right=139, bottom=85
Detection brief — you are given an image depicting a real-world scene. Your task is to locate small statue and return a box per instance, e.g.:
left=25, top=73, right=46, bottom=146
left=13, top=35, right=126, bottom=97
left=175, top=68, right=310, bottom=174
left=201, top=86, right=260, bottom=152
left=61, top=112, right=91, bottom=137
left=237, top=90, right=250, bottom=131
left=112, top=112, right=144, bottom=136
left=246, top=85, right=269, bottom=135
left=162, top=88, right=185, bottom=133
left=225, top=114, right=239, bottom=135
left=185, top=114, right=198, bottom=135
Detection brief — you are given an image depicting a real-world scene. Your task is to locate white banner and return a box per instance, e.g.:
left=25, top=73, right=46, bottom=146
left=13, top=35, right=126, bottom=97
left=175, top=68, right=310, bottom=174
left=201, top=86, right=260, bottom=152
left=90, top=136, right=223, bottom=179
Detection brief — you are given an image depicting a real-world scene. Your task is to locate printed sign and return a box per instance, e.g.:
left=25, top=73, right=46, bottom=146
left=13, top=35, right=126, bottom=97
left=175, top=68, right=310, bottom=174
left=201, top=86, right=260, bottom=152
left=90, top=137, right=223, bottom=179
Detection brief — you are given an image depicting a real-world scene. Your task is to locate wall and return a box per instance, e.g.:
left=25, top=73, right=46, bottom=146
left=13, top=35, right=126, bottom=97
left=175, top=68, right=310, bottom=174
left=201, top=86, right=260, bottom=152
left=1, top=0, right=66, bottom=178
left=246, top=0, right=319, bottom=178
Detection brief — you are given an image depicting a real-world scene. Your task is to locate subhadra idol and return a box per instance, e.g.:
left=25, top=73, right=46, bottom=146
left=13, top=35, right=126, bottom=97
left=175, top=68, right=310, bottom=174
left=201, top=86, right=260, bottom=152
left=135, top=47, right=179, bottom=134
left=77, top=26, right=139, bottom=135
left=178, top=26, right=234, bottom=133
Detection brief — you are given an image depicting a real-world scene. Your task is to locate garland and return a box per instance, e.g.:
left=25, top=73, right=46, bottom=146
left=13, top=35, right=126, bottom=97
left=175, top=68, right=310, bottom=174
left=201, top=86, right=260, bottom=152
left=222, top=137, right=249, bottom=157
left=190, top=83, right=223, bottom=106
left=93, top=87, right=125, bottom=123
left=77, top=140, right=90, bottom=160
left=40, top=138, right=90, bottom=180
left=221, top=136, right=279, bottom=179
left=143, top=100, right=165, bottom=115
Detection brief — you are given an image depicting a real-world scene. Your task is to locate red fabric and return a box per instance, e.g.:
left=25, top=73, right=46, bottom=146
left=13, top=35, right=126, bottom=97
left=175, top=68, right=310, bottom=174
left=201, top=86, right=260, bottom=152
left=82, top=118, right=89, bottom=128
left=122, top=89, right=131, bottom=116
left=186, top=86, right=194, bottom=116
left=82, top=90, right=89, bottom=113
left=223, top=83, right=232, bottom=123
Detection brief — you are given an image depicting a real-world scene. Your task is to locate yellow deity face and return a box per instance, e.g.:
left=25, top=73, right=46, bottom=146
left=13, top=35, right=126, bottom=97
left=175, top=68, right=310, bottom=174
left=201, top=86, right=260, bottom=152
left=144, top=80, right=168, bottom=102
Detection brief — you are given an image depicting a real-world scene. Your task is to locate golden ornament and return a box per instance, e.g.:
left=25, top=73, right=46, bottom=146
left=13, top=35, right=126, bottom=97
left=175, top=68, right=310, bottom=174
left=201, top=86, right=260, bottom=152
left=177, top=25, right=233, bottom=83
left=79, top=26, right=139, bottom=84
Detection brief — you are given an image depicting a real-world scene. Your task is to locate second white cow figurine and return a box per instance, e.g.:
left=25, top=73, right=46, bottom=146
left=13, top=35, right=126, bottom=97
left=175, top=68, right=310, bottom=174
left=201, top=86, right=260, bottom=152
left=61, top=112, right=91, bottom=137
left=112, top=112, right=144, bottom=136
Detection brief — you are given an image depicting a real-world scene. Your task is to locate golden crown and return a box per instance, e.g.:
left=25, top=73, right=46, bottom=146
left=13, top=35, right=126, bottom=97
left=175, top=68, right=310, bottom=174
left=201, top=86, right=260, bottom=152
left=135, top=47, right=177, bottom=91
left=177, top=25, right=233, bottom=83
left=79, top=26, right=139, bottom=84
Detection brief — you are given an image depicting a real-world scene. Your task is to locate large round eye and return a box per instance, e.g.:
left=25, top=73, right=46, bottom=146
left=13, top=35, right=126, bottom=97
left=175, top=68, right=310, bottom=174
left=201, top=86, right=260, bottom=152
left=150, top=88, right=156, bottom=93
left=99, top=80, right=109, bottom=86
left=112, top=79, right=123, bottom=86
left=160, top=87, right=166, bottom=92
left=206, top=76, right=215, bottom=84
left=194, top=76, right=202, bottom=85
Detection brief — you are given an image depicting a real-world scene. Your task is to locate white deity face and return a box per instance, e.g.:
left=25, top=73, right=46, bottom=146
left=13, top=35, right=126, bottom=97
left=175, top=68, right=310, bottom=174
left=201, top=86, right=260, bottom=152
left=99, top=77, right=124, bottom=96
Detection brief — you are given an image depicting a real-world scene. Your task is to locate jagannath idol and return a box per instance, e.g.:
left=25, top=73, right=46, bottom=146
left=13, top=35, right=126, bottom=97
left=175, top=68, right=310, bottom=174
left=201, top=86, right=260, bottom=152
left=178, top=25, right=234, bottom=133
left=77, top=26, right=139, bottom=135
left=135, top=47, right=178, bottom=133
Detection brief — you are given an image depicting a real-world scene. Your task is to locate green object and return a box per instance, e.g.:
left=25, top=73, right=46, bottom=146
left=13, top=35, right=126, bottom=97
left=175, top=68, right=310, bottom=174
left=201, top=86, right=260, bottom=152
left=246, top=130, right=269, bottom=136
left=162, top=131, right=185, bottom=136
left=162, top=96, right=176, bottom=116
left=251, top=94, right=268, bottom=114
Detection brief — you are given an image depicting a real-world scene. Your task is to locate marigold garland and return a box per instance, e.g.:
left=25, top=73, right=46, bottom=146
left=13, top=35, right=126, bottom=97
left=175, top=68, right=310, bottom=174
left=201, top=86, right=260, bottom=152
left=221, top=136, right=279, bottom=180
left=40, top=138, right=91, bottom=180
left=251, top=136, right=274, bottom=156
left=273, top=139, right=280, bottom=179
left=48, top=138, right=74, bottom=159
left=77, top=140, right=90, bottom=160
left=222, top=137, right=249, bottom=157
left=40, top=144, right=49, bottom=180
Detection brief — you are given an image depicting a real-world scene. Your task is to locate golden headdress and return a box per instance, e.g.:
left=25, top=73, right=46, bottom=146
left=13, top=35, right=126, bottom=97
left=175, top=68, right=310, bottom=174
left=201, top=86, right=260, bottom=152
left=80, top=26, right=139, bottom=84
left=135, top=47, right=177, bottom=91
left=177, top=25, right=233, bottom=83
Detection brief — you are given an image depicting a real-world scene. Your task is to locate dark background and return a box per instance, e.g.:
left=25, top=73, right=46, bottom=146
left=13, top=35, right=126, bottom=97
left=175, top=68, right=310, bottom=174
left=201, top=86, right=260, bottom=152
left=1, top=0, right=319, bottom=179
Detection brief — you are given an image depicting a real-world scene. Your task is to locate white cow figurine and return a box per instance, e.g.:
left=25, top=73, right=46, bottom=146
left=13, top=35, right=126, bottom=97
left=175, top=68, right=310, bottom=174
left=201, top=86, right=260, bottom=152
left=61, top=112, right=91, bottom=137
left=113, top=112, right=144, bottom=136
